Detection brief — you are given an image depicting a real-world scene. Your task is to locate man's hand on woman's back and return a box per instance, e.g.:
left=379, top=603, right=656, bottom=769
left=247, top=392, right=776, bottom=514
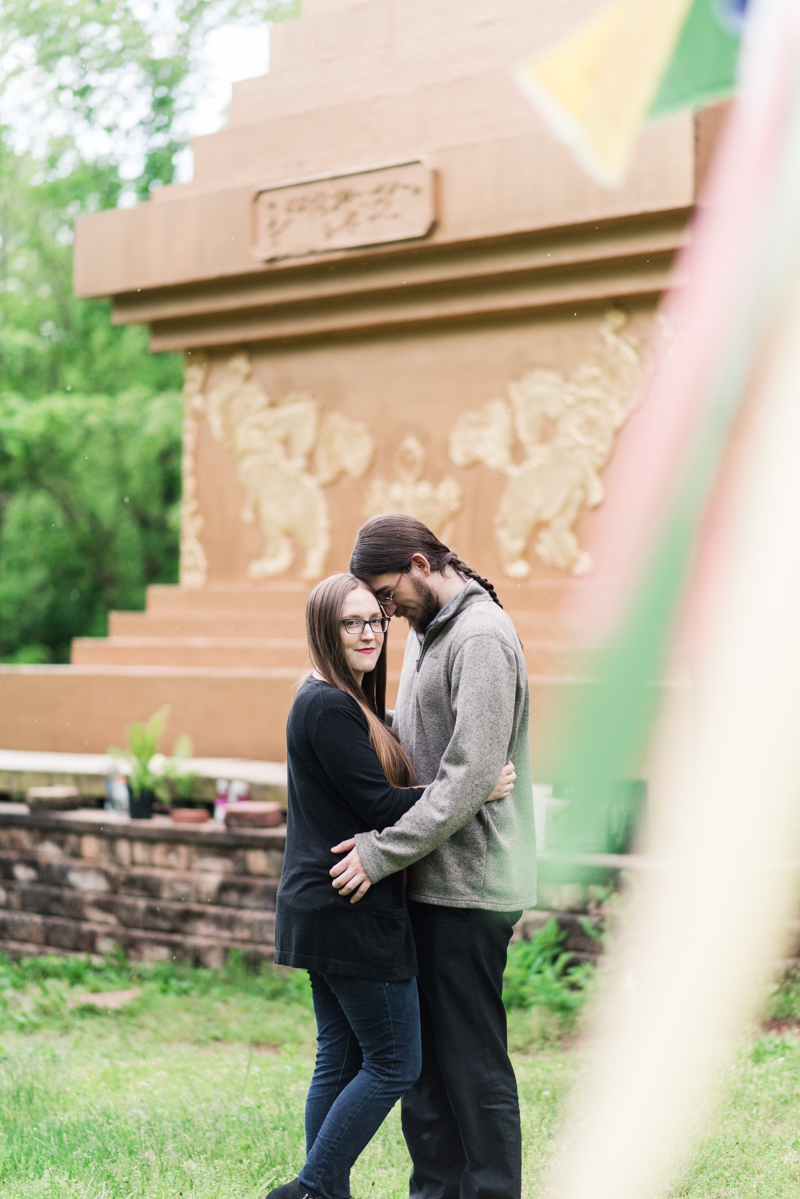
left=330, top=760, right=515, bottom=904
left=330, top=838, right=372, bottom=903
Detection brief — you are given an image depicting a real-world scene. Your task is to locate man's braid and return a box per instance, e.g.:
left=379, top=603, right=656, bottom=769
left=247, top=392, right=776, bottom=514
left=349, top=515, right=504, bottom=608
left=444, top=552, right=503, bottom=608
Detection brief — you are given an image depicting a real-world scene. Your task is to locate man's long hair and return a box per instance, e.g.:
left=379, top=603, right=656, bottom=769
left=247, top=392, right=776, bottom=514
left=306, top=573, right=418, bottom=788
left=349, top=515, right=503, bottom=608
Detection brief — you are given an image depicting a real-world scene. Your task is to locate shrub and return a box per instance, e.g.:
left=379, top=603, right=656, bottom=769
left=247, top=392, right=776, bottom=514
left=503, top=918, right=595, bottom=1018
left=0, top=387, right=181, bottom=661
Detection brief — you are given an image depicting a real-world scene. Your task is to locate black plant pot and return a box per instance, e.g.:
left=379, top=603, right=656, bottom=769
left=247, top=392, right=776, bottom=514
left=129, top=789, right=155, bottom=820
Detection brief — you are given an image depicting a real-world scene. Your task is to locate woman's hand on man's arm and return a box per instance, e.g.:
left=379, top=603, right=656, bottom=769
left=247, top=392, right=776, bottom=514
left=486, top=760, right=515, bottom=801
left=330, top=838, right=372, bottom=903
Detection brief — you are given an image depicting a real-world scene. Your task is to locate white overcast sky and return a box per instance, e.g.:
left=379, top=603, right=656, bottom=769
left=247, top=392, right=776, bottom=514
left=192, top=23, right=270, bottom=142
left=173, top=21, right=270, bottom=183
left=0, top=19, right=271, bottom=192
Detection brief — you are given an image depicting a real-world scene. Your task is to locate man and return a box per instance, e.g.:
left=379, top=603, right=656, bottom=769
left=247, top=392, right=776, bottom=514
left=330, top=514, right=537, bottom=1199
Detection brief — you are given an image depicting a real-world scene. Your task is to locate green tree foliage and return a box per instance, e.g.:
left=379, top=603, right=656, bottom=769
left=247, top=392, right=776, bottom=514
left=0, top=135, right=183, bottom=662
left=0, top=139, right=182, bottom=397
left=0, top=0, right=298, bottom=662
left=0, top=388, right=182, bottom=662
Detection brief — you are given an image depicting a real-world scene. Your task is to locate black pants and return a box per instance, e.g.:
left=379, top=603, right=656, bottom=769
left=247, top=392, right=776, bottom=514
left=402, top=901, right=523, bottom=1199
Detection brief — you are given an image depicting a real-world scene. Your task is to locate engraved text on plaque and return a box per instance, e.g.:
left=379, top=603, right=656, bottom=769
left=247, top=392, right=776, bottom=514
left=252, top=161, right=435, bottom=261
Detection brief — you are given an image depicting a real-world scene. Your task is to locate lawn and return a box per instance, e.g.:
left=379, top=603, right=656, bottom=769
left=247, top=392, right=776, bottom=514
left=0, top=954, right=799, bottom=1198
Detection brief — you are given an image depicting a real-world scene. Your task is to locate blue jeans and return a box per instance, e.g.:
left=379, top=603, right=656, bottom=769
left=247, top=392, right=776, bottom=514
left=300, top=971, right=422, bottom=1199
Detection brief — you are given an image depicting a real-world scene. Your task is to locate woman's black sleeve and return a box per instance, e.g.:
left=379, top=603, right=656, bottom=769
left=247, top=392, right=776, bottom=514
left=313, top=699, right=425, bottom=830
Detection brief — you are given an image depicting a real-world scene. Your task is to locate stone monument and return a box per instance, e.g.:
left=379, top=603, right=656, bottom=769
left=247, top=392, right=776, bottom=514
left=0, top=0, right=725, bottom=761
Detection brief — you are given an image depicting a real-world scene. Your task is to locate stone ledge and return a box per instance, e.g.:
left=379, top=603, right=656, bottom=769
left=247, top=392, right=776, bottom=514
left=0, top=805, right=286, bottom=849
left=0, top=910, right=273, bottom=967
left=0, top=831, right=284, bottom=880
left=0, top=749, right=287, bottom=805
left=0, top=937, right=101, bottom=962
left=117, top=211, right=687, bottom=327
left=0, top=852, right=279, bottom=906
left=0, top=882, right=275, bottom=942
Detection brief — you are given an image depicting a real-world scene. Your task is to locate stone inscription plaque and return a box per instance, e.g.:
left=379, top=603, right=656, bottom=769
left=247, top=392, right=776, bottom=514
left=252, top=161, right=435, bottom=261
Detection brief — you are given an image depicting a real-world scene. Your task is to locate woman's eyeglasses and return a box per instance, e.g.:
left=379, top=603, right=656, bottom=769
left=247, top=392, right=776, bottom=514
left=340, top=616, right=390, bottom=636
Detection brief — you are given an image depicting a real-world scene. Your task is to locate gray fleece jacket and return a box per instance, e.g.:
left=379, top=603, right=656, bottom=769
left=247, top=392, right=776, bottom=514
left=355, top=580, right=537, bottom=911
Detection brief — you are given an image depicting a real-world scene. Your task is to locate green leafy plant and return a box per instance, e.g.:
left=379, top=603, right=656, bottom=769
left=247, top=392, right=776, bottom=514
left=110, top=711, right=199, bottom=804
left=109, top=705, right=170, bottom=798
left=151, top=733, right=199, bottom=807
left=503, top=918, right=595, bottom=1018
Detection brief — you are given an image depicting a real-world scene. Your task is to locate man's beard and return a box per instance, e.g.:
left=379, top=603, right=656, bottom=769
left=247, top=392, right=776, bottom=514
left=405, top=576, right=441, bottom=634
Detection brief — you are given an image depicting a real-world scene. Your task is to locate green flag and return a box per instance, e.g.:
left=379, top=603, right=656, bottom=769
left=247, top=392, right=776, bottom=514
left=649, top=0, right=744, bottom=119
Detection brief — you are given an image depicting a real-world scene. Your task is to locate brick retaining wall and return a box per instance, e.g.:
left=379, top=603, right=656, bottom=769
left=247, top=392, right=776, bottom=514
left=0, top=805, right=608, bottom=969
left=0, top=806, right=285, bottom=967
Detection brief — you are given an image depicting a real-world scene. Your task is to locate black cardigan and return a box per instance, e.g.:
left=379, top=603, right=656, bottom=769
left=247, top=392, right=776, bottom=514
left=274, top=677, right=425, bottom=981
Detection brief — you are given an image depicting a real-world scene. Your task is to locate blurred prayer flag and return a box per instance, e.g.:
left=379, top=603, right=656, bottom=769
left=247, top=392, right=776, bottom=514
left=516, top=0, right=749, bottom=186
left=532, top=0, right=798, bottom=853
left=533, top=6, right=800, bottom=1194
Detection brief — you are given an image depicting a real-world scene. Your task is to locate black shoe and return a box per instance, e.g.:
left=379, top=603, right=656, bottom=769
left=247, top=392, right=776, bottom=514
left=265, top=1180, right=314, bottom=1199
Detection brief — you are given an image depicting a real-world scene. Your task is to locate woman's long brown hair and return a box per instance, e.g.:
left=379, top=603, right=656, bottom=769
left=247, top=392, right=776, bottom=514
left=306, top=573, right=418, bottom=788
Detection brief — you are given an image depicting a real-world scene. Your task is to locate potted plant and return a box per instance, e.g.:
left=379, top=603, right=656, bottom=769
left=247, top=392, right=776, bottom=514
left=109, top=707, right=170, bottom=819
left=153, top=736, right=207, bottom=824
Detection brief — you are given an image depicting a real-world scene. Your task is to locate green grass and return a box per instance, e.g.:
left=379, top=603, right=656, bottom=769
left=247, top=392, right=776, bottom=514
left=660, top=1030, right=800, bottom=1197
left=0, top=954, right=318, bottom=1198
left=0, top=954, right=799, bottom=1197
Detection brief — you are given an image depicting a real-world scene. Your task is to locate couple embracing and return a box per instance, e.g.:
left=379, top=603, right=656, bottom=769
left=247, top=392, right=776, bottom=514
left=269, top=514, right=536, bottom=1199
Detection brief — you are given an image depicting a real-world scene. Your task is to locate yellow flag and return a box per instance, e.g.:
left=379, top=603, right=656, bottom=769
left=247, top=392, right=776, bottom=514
left=515, top=0, right=693, bottom=187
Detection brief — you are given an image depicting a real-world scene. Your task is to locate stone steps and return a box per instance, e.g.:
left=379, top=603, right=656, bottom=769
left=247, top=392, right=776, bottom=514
left=146, top=582, right=312, bottom=613
left=107, top=611, right=309, bottom=639
left=141, top=580, right=576, bottom=615
left=72, top=636, right=313, bottom=669
left=106, top=606, right=574, bottom=640
left=71, top=633, right=581, bottom=674
left=6, top=571, right=599, bottom=758
left=84, top=579, right=590, bottom=693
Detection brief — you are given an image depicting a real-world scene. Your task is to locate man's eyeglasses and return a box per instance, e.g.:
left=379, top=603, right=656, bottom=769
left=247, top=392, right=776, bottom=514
left=376, top=570, right=406, bottom=606
left=340, top=616, right=390, bottom=637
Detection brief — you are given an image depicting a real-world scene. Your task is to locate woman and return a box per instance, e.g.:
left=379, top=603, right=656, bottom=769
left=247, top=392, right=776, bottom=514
left=269, top=573, right=515, bottom=1199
